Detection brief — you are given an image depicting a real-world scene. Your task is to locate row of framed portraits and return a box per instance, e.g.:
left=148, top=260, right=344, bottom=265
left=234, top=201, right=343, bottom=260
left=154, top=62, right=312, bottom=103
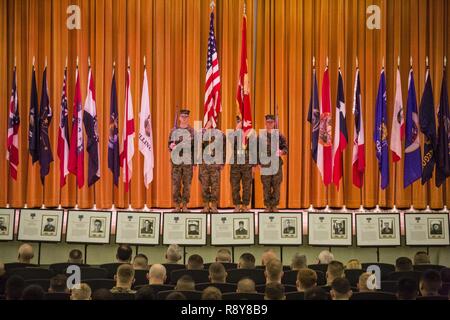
left=0, top=209, right=449, bottom=247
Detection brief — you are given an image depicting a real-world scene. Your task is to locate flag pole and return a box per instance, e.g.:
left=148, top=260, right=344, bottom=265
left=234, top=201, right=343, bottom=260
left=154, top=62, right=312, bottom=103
left=426, top=56, right=429, bottom=68
left=65, top=56, right=68, bottom=69
left=88, top=56, right=91, bottom=69
left=397, top=56, right=400, bottom=68
left=356, top=56, right=358, bottom=69
left=445, top=56, right=447, bottom=68
left=143, top=56, right=146, bottom=69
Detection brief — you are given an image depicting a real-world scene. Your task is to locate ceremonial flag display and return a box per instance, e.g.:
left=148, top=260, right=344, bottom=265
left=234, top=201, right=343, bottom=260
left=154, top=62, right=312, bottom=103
left=436, top=68, right=450, bottom=187
left=419, top=67, right=436, bottom=185
left=236, top=12, right=252, bottom=147
left=404, top=67, right=422, bottom=188
left=308, top=64, right=320, bottom=173
left=203, top=11, right=221, bottom=128
left=352, top=67, right=365, bottom=188
left=319, top=66, right=333, bottom=186
left=332, top=69, right=348, bottom=188
left=374, top=68, right=389, bottom=190
left=68, top=67, right=85, bottom=189
left=83, top=67, right=100, bottom=187
left=7, top=67, right=20, bottom=180
left=29, top=65, right=39, bottom=164
left=39, top=67, right=53, bottom=184
left=108, top=68, right=120, bottom=186
left=57, top=67, right=70, bottom=187
left=391, top=67, right=404, bottom=163
left=120, top=67, right=135, bottom=193
left=139, top=66, right=154, bottom=189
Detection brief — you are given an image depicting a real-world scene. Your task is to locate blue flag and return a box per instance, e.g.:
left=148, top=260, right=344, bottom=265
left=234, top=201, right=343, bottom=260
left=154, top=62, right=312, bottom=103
left=404, top=68, right=422, bottom=188
left=39, top=67, right=54, bottom=184
left=29, top=67, right=40, bottom=164
left=307, top=67, right=320, bottom=164
left=436, top=69, right=450, bottom=187
left=374, top=69, right=389, bottom=189
left=108, top=69, right=120, bottom=186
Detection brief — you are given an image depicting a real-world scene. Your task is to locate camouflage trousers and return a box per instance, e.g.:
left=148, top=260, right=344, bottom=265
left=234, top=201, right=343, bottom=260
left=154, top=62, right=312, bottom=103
left=172, top=164, right=194, bottom=205
left=230, top=165, right=253, bottom=206
left=261, top=166, right=283, bottom=207
left=199, top=165, right=221, bottom=203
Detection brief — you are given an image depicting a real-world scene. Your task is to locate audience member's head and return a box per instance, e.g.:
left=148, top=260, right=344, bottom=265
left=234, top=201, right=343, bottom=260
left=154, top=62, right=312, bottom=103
left=317, top=250, right=334, bottom=265
left=71, top=283, right=92, bottom=300
left=166, top=292, right=187, bottom=300
left=202, top=286, right=222, bottom=300
left=114, top=264, right=135, bottom=289
left=135, top=285, right=155, bottom=300
left=92, top=288, right=114, bottom=300
left=357, top=272, right=375, bottom=293
left=265, top=259, right=283, bottom=284
left=209, top=262, right=227, bottom=283
left=395, top=257, right=413, bottom=272
left=68, top=249, right=83, bottom=264
left=326, top=261, right=345, bottom=285
left=176, top=275, right=195, bottom=291
left=237, top=278, right=256, bottom=294
left=291, top=254, right=307, bottom=270
left=216, top=249, right=232, bottom=263
left=133, top=253, right=149, bottom=270
left=148, top=264, right=167, bottom=285
left=414, top=251, right=431, bottom=265
left=346, top=259, right=362, bottom=270
left=187, top=254, right=204, bottom=270
left=420, top=270, right=442, bottom=296
left=264, top=282, right=285, bottom=300
left=5, top=275, right=25, bottom=300
left=116, top=245, right=133, bottom=263
left=304, top=287, right=328, bottom=300
left=296, top=268, right=317, bottom=292
left=261, top=249, right=278, bottom=266
left=396, top=278, right=418, bottom=300
left=165, top=244, right=182, bottom=263
left=49, top=274, right=69, bottom=293
left=330, top=278, right=352, bottom=300
left=18, top=244, right=34, bottom=264
left=22, top=285, right=45, bottom=300
left=238, top=253, right=256, bottom=269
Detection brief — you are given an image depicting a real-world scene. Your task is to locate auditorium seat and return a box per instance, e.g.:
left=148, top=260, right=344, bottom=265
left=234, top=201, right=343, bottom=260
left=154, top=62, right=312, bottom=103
left=285, top=292, right=304, bottom=300
left=308, top=264, right=328, bottom=274
left=387, top=271, right=422, bottom=282
left=440, top=268, right=450, bottom=282
left=4, top=263, right=37, bottom=272
left=362, top=263, right=395, bottom=280
left=49, top=263, right=90, bottom=275
left=344, top=269, right=365, bottom=287
left=112, top=293, right=136, bottom=300
left=134, top=284, right=174, bottom=294
left=320, top=285, right=358, bottom=293
left=25, top=279, right=50, bottom=292
left=350, top=292, right=397, bottom=300
left=439, top=282, right=450, bottom=296
left=134, top=269, right=149, bottom=286
left=282, top=270, right=326, bottom=285
left=227, top=269, right=265, bottom=285
left=162, top=264, right=186, bottom=284
left=10, top=268, right=54, bottom=280
left=195, top=282, right=237, bottom=293
left=45, top=292, right=71, bottom=301
left=170, top=269, right=209, bottom=285
left=204, top=263, right=237, bottom=271
left=222, top=292, right=265, bottom=300
left=416, top=295, right=448, bottom=300
left=85, top=279, right=115, bottom=292
left=256, top=284, right=297, bottom=294
left=381, top=281, right=398, bottom=293
left=0, top=295, right=5, bottom=300
left=157, top=290, right=202, bottom=300
left=413, top=264, right=446, bottom=272
left=256, top=265, right=291, bottom=272
left=80, top=267, right=108, bottom=280
left=100, top=263, right=124, bottom=279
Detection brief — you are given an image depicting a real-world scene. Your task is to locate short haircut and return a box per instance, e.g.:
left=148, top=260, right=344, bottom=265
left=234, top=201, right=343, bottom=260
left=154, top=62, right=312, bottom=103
left=397, top=278, right=418, bottom=300
left=50, top=274, right=68, bottom=293
left=209, top=262, right=227, bottom=282
left=331, top=278, right=351, bottom=295
left=395, top=257, right=413, bottom=272
left=346, top=259, right=362, bottom=270
left=71, top=283, right=92, bottom=300
left=92, top=288, right=113, bottom=300
left=116, top=244, right=133, bottom=262
left=5, top=275, right=25, bottom=300
left=176, top=275, right=195, bottom=291
left=304, top=287, right=328, bottom=300
left=166, top=244, right=182, bottom=262
left=237, top=278, right=256, bottom=293
left=297, top=268, right=317, bottom=290
left=69, top=249, right=83, bottom=263
left=166, top=292, right=187, bottom=300
left=414, top=251, right=430, bottom=265
left=133, top=254, right=149, bottom=269
left=264, top=283, right=285, bottom=300
left=317, top=250, right=334, bottom=264
left=116, top=264, right=135, bottom=283
left=22, top=285, right=45, bottom=300
left=134, top=253, right=148, bottom=264
left=201, top=286, right=222, bottom=300
left=187, top=254, right=204, bottom=270
left=135, top=285, right=156, bottom=300
left=265, top=259, right=283, bottom=282
left=216, top=248, right=232, bottom=263
left=327, top=261, right=345, bottom=279
left=291, top=254, right=307, bottom=270
left=239, top=253, right=256, bottom=269
left=420, top=270, right=442, bottom=293
left=149, top=264, right=167, bottom=280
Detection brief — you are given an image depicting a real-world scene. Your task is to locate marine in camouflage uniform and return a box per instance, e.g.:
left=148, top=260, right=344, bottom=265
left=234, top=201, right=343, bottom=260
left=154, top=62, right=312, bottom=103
left=258, top=115, right=288, bottom=212
left=168, top=109, right=195, bottom=212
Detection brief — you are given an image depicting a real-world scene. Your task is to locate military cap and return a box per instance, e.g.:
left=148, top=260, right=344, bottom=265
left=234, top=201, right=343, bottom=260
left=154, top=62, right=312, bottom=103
left=180, top=109, right=190, bottom=116
left=265, top=115, right=276, bottom=121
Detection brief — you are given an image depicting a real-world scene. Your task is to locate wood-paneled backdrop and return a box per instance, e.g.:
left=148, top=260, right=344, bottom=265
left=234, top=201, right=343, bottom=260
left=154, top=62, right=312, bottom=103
left=0, top=0, right=449, bottom=210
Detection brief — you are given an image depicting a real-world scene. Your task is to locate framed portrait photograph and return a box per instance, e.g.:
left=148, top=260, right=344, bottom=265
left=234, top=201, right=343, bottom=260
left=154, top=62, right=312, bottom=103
left=258, top=213, right=302, bottom=245
left=66, top=210, right=112, bottom=244
left=115, top=211, right=161, bottom=245
left=163, top=213, right=207, bottom=245
left=308, top=212, right=352, bottom=246
left=0, top=209, right=15, bottom=241
left=211, top=213, right=255, bottom=246
left=405, top=213, right=449, bottom=246
left=356, top=213, right=401, bottom=247
left=17, top=209, right=63, bottom=243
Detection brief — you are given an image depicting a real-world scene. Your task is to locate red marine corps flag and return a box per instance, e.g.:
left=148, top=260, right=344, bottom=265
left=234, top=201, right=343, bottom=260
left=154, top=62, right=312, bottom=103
left=319, top=62, right=333, bottom=186
left=7, top=65, right=20, bottom=180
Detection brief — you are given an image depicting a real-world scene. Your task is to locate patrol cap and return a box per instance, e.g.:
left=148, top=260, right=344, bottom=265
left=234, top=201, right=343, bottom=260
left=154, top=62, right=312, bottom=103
left=265, top=115, right=276, bottom=121
left=180, top=109, right=190, bottom=116
left=47, top=218, right=54, bottom=222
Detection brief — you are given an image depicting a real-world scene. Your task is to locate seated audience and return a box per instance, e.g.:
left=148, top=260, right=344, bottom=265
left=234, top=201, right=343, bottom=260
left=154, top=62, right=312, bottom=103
left=166, top=292, right=187, bottom=300
left=396, top=278, right=418, bottom=300
left=357, top=272, right=376, bottom=293
left=264, top=282, right=285, bottom=300
left=291, top=254, right=307, bottom=270
left=18, top=244, right=34, bottom=264
left=346, top=259, right=362, bottom=270
left=413, top=251, right=431, bottom=266
left=92, top=288, right=114, bottom=300
left=330, top=278, right=352, bottom=301
left=325, top=261, right=345, bottom=287
left=261, top=249, right=278, bottom=267
left=238, top=253, right=256, bottom=269
left=202, top=286, right=222, bottom=300
left=317, top=250, right=334, bottom=265
left=133, top=254, right=149, bottom=270
left=209, top=262, right=227, bottom=283
left=71, top=283, right=92, bottom=300
left=395, top=257, right=414, bottom=272
left=304, top=287, right=328, bottom=300
left=296, top=268, right=317, bottom=292
left=237, top=278, right=257, bottom=294
left=148, top=264, right=167, bottom=285
left=111, top=264, right=136, bottom=294
left=175, top=275, right=195, bottom=291
left=22, top=285, right=45, bottom=300
left=5, top=275, right=25, bottom=300
left=420, top=270, right=442, bottom=297
left=215, top=249, right=232, bottom=263
left=135, top=285, right=156, bottom=300
left=68, top=249, right=84, bottom=264
left=265, top=259, right=283, bottom=285
left=165, top=244, right=182, bottom=264
left=49, top=275, right=69, bottom=293
left=116, top=245, right=133, bottom=263
left=0, top=261, right=6, bottom=295
left=187, top=254, right=204, bottom=270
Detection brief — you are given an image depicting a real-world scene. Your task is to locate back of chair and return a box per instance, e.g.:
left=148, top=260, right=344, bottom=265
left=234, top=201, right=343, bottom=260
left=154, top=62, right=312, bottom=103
left=345, top=269, right=365, bottom=287
left=134, top=269, right=149, bottom=287
left=282, top=270, right=298, bottom=285
left=350, top=292, right=397, bottom=300
left=362, top=263, right=395, bottom=280
left=413, top=264, right=445, bottom=272
left=387, top=271, right=422, bottom=282
left=204, top=263, right=238, bottom=271
left=85, top=279, right=115, bottom=292
left=170, top=269, right=209, bottom=285
left=45, top=292, right=71, bottom=301
left=227, top=269, right=266, bottom=285
left=25, top=279, right=50, bottom=292
left=5, top=263, right=37, bottom=272
left=134, top=284, right=175, bottom=294
left=196, top=282, right=237, bottom=293
left=80, top=267, right=108, bottom=280
left=256, top=284, right=297, bottom=294
left=439, top=282, right=450, bottom=296
left=10, top=268, right=54, bottom=280
left=49, top=263, right=90, bottom=275
left=157, top=290, right=202, bottom=300
left=416, top=295, right=448, bottom=300
left=162, top=264, right=186, bottom=284
left=100, top=263, right=124, bottom=279
left=285, top=292, right=305, bottom=300
left=222, top=293, right=264, bottom=301
left=112, top=293, right=136, bottom=300
left=381, top=281, right=398, bottom=293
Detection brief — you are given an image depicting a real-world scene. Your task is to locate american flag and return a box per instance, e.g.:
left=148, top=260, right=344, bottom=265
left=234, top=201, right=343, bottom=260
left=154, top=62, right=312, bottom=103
left=7, top=67, right=20, bottom=180
left=203, top=12, right=221, bottom=128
